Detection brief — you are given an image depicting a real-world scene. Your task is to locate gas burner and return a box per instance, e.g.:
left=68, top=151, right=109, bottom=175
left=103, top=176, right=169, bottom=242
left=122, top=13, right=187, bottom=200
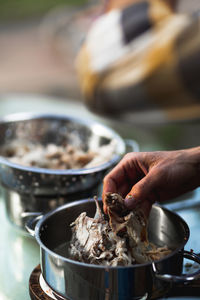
left=39, top=274, right=67, bottom=300
left=29, top=265, right=200, bottom=300
left=29, top=265, right=68, bottom=300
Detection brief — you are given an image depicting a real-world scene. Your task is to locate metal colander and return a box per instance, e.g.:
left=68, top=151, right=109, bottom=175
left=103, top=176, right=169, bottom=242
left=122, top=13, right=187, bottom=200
left=0, top=112, right=139, bottom=232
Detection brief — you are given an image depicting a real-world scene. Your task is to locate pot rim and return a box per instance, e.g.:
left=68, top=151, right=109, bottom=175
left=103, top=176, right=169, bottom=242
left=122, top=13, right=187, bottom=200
left=35, top=199, right=190, bottom=270
left=0, top=112, right=125, bottom=175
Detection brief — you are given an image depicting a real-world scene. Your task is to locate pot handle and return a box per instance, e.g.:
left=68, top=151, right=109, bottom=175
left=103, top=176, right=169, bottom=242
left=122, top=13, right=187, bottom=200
left=22, top=212, right=43, bottom=237
left=153, top=250, right=200, bottom=283
left=125, top=139, right=140, bottom=153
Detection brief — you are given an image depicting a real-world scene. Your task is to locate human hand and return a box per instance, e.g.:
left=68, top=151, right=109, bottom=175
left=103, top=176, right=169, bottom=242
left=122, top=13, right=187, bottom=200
left=103, top=147, right=200, bottom=216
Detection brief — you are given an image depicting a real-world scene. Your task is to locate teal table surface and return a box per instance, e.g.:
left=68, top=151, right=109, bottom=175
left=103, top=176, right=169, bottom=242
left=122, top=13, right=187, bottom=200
left=1, top=93, right=200, bottom=300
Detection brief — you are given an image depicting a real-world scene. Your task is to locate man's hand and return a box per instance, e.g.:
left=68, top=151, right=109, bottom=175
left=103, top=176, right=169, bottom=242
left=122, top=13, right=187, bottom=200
left=103, top=147, right=200, bottom=216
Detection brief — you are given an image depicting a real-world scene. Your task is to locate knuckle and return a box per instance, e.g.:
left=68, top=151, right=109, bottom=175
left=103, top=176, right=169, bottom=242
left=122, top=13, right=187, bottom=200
left=123, top=152, right=136, bottom=161
left=103, top=175, right=109, bottom=183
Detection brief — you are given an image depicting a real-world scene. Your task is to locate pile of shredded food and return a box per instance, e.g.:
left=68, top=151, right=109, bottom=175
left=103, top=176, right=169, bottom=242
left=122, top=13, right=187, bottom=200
left=69, top=193, right=171, bottom=266
left=0, top=140, right=116, bottom=169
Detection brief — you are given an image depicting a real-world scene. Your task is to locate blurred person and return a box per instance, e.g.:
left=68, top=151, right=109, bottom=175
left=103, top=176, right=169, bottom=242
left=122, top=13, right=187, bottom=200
left=76, top=0, right=200, bottom=121
left=76, top=1, right=200, bottom=215
left=102, top=146, right=200, bottom=216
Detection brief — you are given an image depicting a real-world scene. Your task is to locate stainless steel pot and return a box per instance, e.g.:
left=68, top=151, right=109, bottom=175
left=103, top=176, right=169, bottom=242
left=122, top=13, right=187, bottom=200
left=0, top=113, right=139, bottom=232
left=27, top=199, right=200, bottom=300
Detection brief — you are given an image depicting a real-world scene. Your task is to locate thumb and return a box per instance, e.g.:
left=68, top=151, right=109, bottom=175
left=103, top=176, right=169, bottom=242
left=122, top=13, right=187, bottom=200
left=124, top=173, right=159, bottom=210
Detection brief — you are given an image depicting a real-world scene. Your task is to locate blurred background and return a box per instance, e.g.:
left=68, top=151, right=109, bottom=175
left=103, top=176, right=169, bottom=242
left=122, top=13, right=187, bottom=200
left=0, top=0, right=200, bottom=152
left=0, top=0, right=94, bottom=99
left=0, top=0, right=199, bottom=100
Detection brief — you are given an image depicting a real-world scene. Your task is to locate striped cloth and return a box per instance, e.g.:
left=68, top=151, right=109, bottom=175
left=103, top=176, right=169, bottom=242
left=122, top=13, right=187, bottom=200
left=76, top=0, right=200, bottom=121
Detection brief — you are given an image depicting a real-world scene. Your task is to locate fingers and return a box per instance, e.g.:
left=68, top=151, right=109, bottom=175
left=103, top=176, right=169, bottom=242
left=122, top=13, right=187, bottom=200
left=102, top=167, right=120, bottom=213
left=102, top=151, right=161, bottom=214
left=124, top=170, right=161, bottom=210
left=103, top=153, right=140, bottom=194
left=102, top=177, right=116, bottom=214
left=102, top=148, right=200, bottom=217
left=139, top=200, right=152, bottom=218
left=102, top=153, right=139, bottom=213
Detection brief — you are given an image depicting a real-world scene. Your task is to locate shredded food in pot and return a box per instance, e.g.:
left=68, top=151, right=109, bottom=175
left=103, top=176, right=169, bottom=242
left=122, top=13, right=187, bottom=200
left=69, top=193, right=171, bottom=266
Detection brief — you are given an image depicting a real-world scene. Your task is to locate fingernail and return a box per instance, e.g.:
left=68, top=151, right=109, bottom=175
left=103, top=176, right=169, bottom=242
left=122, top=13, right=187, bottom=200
left=125, top=195, right=136, bottom=209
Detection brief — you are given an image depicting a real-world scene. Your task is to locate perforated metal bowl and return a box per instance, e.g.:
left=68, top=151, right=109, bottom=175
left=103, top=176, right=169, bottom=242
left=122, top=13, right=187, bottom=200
left=0, top=112, right=139, bottom=232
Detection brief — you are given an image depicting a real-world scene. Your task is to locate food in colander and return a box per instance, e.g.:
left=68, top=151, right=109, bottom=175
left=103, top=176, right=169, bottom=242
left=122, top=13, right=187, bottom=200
left=69, top=193, right=171, bottom=266
left=0, top=140, right=116, bottom=169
